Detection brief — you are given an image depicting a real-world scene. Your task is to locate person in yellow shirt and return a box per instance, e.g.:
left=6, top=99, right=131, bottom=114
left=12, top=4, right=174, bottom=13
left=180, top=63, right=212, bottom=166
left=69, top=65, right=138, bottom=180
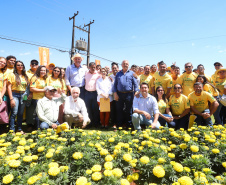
left=5, top=55, right=16, bottom=75
left=47, top=63, right=55, bottom=76
left=151, top=61, right=172, bottom=98
left=170, top=66, right=180, bottom=95
left=30, top=65, right=48, bottom=129
left=188, top=82, right=219, bottom=126
left=139, top=65, right=152, bottom=94
left=197, top=64, right=211, bottom=82
left=178, top=62, right=198, bottom=96
left=150, top=64, right=157, bottom=76
left=213, top=68, right=226, bottom=125
left=46, top=67, right=67, bottom=96
left=169, top=84, right=190, bottom=130
left=211, top=62, right=223, bottom=83
left=154, top=86, right=175, bottom=127
left=26, top=60, right=39, bottom=81
left=7, top=61, right=29, bottom=133
left=0, top=57, right=7, bottom=104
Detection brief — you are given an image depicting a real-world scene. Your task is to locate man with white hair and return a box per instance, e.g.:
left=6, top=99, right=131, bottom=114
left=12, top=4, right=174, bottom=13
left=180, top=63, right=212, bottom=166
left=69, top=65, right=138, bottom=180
left=36, top=86, right=66, bottom=130
left=64, top=87, right=90, bottom=128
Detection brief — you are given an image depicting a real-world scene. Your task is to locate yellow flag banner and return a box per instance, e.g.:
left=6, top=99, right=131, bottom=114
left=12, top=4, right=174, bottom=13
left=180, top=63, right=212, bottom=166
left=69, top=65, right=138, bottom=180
left=39, top=47, right=49, bottom=66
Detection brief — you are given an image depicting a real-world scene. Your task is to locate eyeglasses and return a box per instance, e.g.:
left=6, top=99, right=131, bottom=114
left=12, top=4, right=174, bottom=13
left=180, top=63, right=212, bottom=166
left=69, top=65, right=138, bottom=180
left=31, top=63, right=38, bottom=66
left=53, top=70, right=60, bottom=72
left=50, top=90, right=56, bottom=93
left=16, top=65, right=23, bottom=67
left=185, top=66, right=192, bottom=68
left=215, top=64, right=221, bottom=66
left=157, top=90, right=164, bottom=92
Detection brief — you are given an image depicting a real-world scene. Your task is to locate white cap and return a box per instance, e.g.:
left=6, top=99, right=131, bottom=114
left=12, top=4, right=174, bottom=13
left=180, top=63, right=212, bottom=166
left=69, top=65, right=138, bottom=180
left=44, top=86, right=56, bottom=91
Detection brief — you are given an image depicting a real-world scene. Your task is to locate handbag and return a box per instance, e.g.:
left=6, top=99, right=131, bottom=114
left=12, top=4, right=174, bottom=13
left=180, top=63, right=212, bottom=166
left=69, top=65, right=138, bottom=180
left=0, top=101, right=9, bottom=124
left=219, top=94, right=226, bottom=106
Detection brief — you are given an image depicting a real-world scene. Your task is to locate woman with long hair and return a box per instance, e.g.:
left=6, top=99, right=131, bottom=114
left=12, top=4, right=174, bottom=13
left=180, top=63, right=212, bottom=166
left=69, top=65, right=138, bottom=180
left=46, top=66, right=66, bottom=95
left=30, top=65, right=48, bottom=129
left=0, top=57, right=7, bottom=104
left=168, top=84, right=190, bottom=130
left=154, top=86, right=175, bottom=127
left=7, top=61, right=29, bottom=133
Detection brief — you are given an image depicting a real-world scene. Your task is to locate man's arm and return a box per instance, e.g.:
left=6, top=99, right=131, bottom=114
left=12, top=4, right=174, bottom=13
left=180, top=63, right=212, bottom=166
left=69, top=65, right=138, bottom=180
left=190, top=106, right=202, bottom=116
left=209, top=101, right=219, bottom=116
left=166, top=88, right=171, bottom=99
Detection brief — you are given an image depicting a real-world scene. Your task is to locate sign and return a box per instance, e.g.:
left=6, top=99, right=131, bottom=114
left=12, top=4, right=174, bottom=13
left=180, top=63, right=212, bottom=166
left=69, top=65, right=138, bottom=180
left=39, top=47, right=49, bottom=66
left=95, top=59, right=101, bottom=65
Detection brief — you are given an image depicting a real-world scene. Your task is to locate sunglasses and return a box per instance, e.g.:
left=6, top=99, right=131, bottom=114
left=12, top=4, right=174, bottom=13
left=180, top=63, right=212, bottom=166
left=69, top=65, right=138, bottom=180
left=54, top=70, right=60, bottom=72
left=157, top=90, right=164, bottom=92
left=185, top=66, right=192, bottom=68
left=215, top=64, right=221, bottom=66
left=31, top=63, right=38, bottom=66
left=174, top=87, right=181, bottom=89
left=16, top=65, right=23, bottom=67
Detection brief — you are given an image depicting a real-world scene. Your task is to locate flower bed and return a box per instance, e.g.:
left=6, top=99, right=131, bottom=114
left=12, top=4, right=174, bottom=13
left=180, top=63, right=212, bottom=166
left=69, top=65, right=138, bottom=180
left=0, top=125, right=226, bottom=185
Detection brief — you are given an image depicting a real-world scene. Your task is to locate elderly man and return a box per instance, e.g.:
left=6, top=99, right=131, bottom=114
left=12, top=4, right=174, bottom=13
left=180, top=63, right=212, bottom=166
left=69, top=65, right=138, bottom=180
left=64, top=87, right=90, bottom=128
left=65, top=53, right=88, bottom=100
left=114, top=60, right=139, bottom=128
left=132, top=82, right=160, bottom=131
left=188, top=82, right=219, bottom=126
left=36, top=86, right=66, bottom=130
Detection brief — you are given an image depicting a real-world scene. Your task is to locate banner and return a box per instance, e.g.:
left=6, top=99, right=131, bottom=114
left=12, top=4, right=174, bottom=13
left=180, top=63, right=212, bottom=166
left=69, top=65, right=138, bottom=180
left=39, top=47, right=49, bottom=66
left=95, top=59, right=101, bottom=65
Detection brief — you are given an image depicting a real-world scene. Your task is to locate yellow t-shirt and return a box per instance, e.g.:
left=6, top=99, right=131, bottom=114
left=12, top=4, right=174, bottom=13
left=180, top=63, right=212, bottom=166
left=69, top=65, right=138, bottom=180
left=46, top=76, right=67, bottom=91
left=30, top=77, right=47, bottom=100
left=188, top=91, right=216, bottom=113
left=139, top=74, right=153, bottom=93
left=8, top=73, right=28, bottom=91
left=213, top=77, right=226, bottom=96
left=170, top=75, right=180, bottom=95
left=203, top=83, right=219, bottom=97
left=157, top=99, right=169, bottom=114
left=5, top=68, right=14, bottom=75
left=151, top=72, right=172, bottom=93
left=26, top=69, right=35, bottom=81
left=0, top=71, right=7, bottom=92
left=211, top=72, right=218, bottom=84
left=169, top=94, right=190, bottom=115
left=150, top=72, right=156, bottom=77
left=204, top=74, right=212, bottom=83
left=178, top=72, right=198, bottom=96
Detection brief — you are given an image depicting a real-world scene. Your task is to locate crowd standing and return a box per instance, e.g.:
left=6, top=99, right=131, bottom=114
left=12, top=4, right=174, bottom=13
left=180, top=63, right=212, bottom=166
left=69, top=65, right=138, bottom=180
left=0, top=54, right=225, bottom=134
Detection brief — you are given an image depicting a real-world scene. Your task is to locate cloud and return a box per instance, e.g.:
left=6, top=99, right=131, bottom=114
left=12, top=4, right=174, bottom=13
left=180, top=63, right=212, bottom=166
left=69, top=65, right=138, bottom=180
left=131, top=35, right=136, bottom=39
left=192, top=43, right=195, bottom=46
left=0, top=50, right=5, bottom=53
left=218, top=49, right=226, bottom=53
left=205, top=45, right=210, bottom=48
left=19, top=52, right=31, bottom=56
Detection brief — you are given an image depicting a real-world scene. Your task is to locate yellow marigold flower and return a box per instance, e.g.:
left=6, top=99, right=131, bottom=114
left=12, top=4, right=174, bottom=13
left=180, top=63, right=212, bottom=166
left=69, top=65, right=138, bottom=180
left=86, top=169, right=92, bottom=175
left=153, top=165, right=165, bottom=178
left=168, top=153, right=175, bottom=158
left=140, top=156, right=150, bottom=164
left=104, top=162, right=113, bottom=170
left=37, top=146, right=45, bottom=152
left=23, top=156, right=33, bottom=162
left=76, top=177, right=88, bottom=185
left=195, top=176, right=208, bottom=184
left=173, top=162, right=183, bottom=172
left=100, top=149, right=108, bottom=155
left=212, top=148, right=220, bottom=154
left=149, top=184, right=157, bottom=185
left=27, top=176, right=39, bottom=185
left=203, top=168, right=210, bottom=172
left=105, top=155, right=113, bottom=162
left=203, top=146, right=209, bottom=150
left=30, top=143, right=37, bottom=148
left=170, top=144, right=176, bottom=149
left=48, top=162, right=59, bottom=168
left=180, top=143, right=188, bottom=149
left=73, top=152, right=83, bottom=159
left=120, top=179, right=130, bottom=185
left=184, top=167, right=191, bottom=172
left=48, top=167, right=60, bottom=176
left=190, top=145, right=199, bottom=152
left=92, top=172, right=102, bottom=181
left=60, top=166, right=69, bottom=172
left=123, top=153, right=132, bottom=162
left=131, top=173, right=139, bottom=180
left=103, top=170, right=112, bottom=176
left=222, top=162, right=226, bottom=168
left=2, top=174, right=14, bottom=184
left=112, top=168, right=123, bottom=177
left=127, top=175, right=133, bottom=182
left=19, top=140, right=26, bottom=146
left=24, top=146, right=30, bottom=150
left=158, top=158, right=166, bottom=163
left=184, top=137, right=190, bottom=142
left=8, top=160, right=21, bottom=168
left=178, top=176, right=193, bottom=185
left=46, top=152, right=53, bottom=158
left=108, top=137, right=115, bottom=142
left=91, top=165, right=101, bottom=172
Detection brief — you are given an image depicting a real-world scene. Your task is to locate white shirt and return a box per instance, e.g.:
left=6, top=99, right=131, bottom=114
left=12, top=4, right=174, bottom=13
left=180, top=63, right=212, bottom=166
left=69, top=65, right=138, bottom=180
left=64, top=96, right=89, bottom=123
left=133, top=94, right=159, bottom=115
left=96, top=77, right=113, bottom=102
left=36, top=94, right=66, bottom=126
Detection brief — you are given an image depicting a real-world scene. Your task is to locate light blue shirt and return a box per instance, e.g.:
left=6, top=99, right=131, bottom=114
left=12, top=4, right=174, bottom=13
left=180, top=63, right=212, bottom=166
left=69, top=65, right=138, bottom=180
left=133, top=94, right=159, bottom=115
left=65, top=65, right=88, bottom=87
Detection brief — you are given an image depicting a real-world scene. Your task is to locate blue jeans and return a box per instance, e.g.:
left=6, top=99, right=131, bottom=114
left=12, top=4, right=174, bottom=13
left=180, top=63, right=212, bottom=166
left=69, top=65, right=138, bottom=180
left=9, top=92, right=26, bottom=131
left=195, top=109, right=213, bottom=126
left=116, top=92, right=134, bottom=127
left=213, top=96, right=223, bottom=125
left=40, top=121, right=60, bottom=130
left=84, top=91, right=100, bottom=127
left=132, top=113, right=161, bottom=131
left=158, top=114, right=176, bottom=128
left=31, top=99, right=40, bottom=129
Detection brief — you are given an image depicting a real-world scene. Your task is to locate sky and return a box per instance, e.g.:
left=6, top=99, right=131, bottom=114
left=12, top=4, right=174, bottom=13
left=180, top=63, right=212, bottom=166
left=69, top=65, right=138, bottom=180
left=1, top=0, right=226, bottom=76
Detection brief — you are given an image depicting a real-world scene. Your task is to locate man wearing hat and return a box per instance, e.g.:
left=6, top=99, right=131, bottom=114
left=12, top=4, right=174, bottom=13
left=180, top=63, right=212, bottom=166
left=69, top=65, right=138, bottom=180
left=212, top=62, right=223, bottom=83
left=36, top=86, right=66, bottom=129
left=65, top=53, right=88, bottom=100
left=48, top=63, right=55, bottom=76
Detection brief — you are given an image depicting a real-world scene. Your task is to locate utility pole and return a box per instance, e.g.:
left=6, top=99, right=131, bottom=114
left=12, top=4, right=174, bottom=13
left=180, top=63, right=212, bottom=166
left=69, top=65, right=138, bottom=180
left=69, top=11, right=79, bottom=64
left=84, top=20, right=94, bottom=66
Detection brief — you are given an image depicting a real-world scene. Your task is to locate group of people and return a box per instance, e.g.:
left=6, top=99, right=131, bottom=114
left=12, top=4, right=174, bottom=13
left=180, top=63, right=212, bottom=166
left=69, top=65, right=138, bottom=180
left=0, top=53, right=225, bottom=134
